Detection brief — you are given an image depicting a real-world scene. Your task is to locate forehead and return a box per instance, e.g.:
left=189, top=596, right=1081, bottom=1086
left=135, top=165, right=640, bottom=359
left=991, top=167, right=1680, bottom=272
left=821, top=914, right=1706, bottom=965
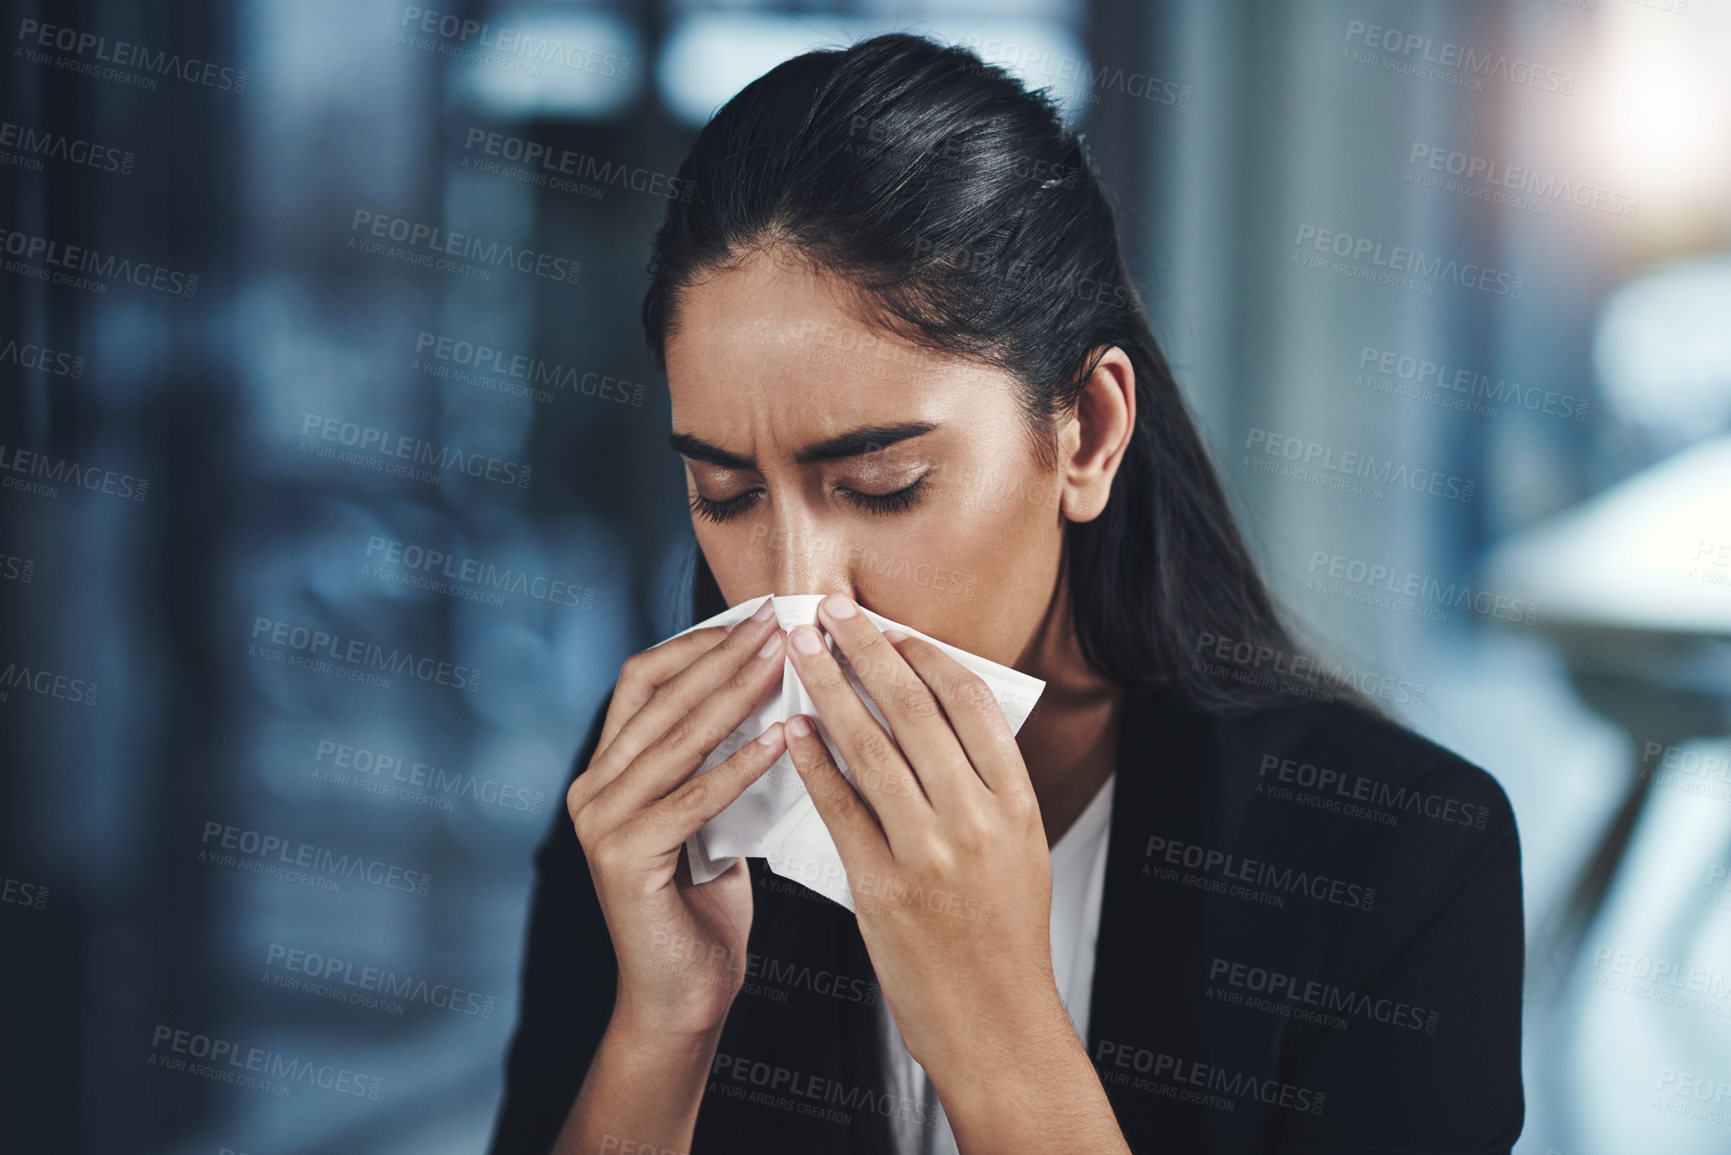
left=663, top=248, right=1001, bottom=436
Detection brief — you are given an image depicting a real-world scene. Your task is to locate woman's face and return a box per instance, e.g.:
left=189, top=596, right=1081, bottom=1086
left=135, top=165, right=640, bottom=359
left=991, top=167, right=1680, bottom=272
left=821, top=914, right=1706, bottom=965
left=663, top=247, right=1130, bottom=674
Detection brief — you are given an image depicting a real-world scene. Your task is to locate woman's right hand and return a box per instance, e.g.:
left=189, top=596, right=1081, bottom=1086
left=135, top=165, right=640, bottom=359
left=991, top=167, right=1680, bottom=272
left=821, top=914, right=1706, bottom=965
left=567, top=598, right=789, bottom=1041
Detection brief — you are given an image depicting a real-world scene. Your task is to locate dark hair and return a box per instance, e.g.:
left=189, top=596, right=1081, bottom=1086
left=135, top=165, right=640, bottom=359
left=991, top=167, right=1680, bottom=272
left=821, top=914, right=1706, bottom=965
left=644, top=32, right=1385, bottom=720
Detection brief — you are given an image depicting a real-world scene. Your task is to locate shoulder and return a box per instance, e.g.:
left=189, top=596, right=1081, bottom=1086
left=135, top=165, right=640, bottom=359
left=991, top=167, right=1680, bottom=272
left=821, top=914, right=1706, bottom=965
left=1212, top=701, right=1526, bottom=1135
left=1185, top=691, right=1517, bottom=853
left=1149, top=688, right=1523, bottom=957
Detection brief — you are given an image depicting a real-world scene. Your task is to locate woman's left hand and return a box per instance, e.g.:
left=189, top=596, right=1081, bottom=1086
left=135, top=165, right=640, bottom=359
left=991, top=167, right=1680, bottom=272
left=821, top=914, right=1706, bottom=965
left=780, top=593, right=1071, bottom=1078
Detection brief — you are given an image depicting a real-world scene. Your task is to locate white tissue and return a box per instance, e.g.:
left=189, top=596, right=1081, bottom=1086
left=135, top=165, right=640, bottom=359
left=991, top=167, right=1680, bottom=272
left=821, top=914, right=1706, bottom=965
left=665, top=593, right=1046, bottom=912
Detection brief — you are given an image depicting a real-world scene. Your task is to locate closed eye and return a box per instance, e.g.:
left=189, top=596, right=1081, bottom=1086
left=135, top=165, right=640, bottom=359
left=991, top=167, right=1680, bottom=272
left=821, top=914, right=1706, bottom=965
left=842, top=474, right=929, bottom=516
left=689, top=475, right=930, bottom=524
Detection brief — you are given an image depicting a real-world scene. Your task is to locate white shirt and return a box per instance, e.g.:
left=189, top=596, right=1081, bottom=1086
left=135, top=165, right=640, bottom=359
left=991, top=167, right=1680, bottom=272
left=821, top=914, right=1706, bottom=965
left=877, top=771, right=1117, bottom=1154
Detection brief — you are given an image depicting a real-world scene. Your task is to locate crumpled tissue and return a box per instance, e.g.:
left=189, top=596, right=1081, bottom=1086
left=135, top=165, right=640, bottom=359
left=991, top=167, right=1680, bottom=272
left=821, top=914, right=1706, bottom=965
left=665, top=593, right=1046, bottom=912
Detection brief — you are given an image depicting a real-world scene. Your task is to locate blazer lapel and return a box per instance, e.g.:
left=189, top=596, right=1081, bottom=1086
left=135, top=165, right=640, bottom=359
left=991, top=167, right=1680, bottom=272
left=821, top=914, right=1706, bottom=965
left=1087, top=682, right=1211, bottom=1150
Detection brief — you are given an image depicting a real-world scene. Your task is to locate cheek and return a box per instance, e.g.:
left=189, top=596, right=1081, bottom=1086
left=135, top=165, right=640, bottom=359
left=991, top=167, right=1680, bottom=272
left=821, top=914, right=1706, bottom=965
left=925, top=466, right=1057, bottom=557
left=857, top=487, right=1056, bottom=635
left=698, top=520, right=775, bottom=581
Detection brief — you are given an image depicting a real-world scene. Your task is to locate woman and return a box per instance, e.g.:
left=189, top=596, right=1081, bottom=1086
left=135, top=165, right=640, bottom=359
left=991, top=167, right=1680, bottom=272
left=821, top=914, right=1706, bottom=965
left=489, top=32, right=1524, bottom=1155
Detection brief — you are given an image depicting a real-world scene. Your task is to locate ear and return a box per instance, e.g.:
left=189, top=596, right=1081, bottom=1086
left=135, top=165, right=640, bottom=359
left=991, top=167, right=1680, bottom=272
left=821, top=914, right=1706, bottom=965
left=1056, top=347, right=1135, bottom=523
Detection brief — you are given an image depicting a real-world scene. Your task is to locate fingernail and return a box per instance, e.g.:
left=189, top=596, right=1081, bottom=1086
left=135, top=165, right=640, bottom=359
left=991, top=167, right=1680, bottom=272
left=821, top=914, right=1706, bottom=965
left=788, top=715, right=812, bottom=737
left=791, top=626, right=824, bottom=655
left=756, top=722, right=783, bottom=746
left=757, top=630, right=783, bottom=658
left=823, top=593, right=856, bottom=619
left=752, top=597, right=776, bottom=621
left=883, top=628, right=908, bottom=643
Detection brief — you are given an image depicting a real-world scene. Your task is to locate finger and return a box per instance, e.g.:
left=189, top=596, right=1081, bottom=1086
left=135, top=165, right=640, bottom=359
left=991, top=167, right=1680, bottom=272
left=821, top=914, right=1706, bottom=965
left=784, top=714, right=891, bottom=874
left=596, top=601, right=778, bottom=770
left=586, top=624, right=787, bottom=831
left=594, top=598, right=777, bottom=757
left=886, top=632, right=1031, bottom=799
left=813, top=593, right=975, bottom=811
left=622, top=722, right=789, bottom=858
left=582, top=605, right=784, bottom=810
left=594, top=624, right=730, bottom=757
left=784, top=621, right=929, bottom=831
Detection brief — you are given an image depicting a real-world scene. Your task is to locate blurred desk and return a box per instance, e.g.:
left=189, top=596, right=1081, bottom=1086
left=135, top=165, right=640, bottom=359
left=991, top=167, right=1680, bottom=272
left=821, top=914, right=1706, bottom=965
left=1484, top=434, right=1731, bottom=997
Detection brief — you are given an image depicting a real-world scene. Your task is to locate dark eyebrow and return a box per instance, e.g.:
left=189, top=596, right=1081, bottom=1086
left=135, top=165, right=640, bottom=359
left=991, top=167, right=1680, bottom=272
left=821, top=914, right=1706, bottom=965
left=667, top=421, right=939, bottom=469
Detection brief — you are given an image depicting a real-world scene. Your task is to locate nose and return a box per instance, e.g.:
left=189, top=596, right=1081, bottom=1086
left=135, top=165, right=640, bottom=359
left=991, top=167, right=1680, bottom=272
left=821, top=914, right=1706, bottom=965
left=762, top=508, right=853, bottom=600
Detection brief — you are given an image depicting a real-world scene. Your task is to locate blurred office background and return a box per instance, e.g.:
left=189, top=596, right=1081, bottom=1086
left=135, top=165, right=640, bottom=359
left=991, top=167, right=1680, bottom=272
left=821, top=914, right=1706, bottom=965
left=2, top=0, right=1729, bottom=1152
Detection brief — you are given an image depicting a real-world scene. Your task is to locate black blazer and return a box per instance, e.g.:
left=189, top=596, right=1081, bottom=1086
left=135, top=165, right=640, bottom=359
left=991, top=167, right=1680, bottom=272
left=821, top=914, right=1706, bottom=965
left=488, top=682, right=1524, bottom=1154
